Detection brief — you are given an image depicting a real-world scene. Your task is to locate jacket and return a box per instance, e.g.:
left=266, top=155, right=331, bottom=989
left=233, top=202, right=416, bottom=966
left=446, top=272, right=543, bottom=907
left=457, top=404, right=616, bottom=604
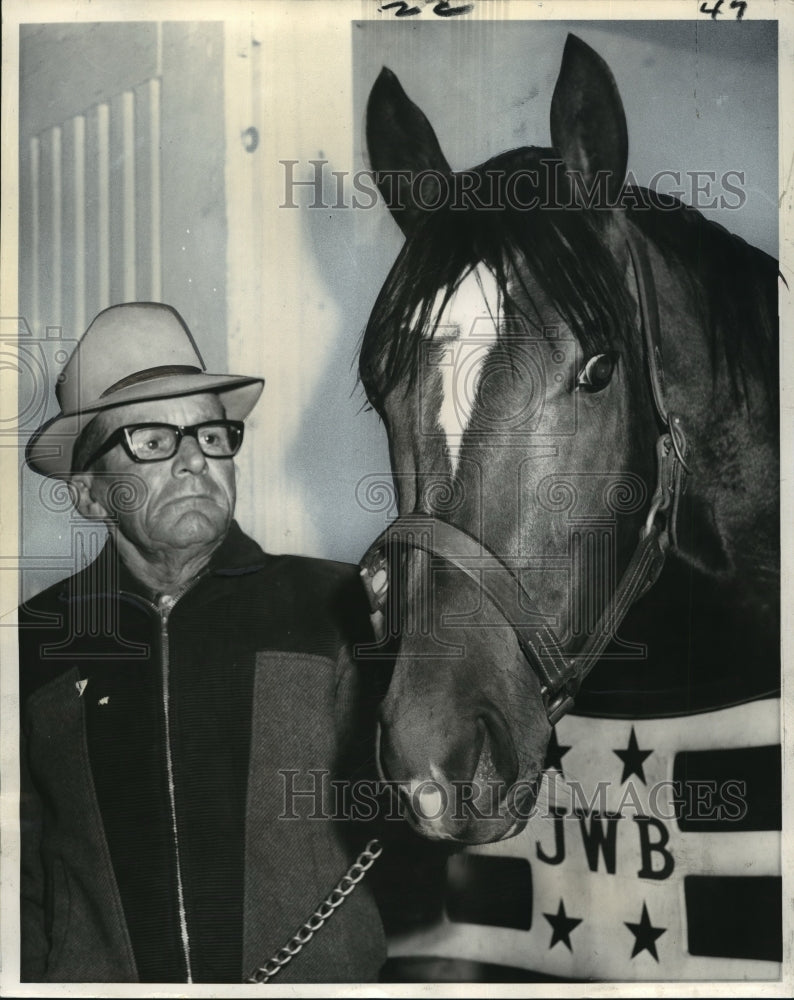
left=18, top=521, right=387, bottom=983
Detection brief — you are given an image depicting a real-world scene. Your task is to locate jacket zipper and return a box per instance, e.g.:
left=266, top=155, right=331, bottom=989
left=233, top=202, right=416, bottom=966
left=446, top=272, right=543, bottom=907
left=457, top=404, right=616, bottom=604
left=158, top=594, right=194, bottom=983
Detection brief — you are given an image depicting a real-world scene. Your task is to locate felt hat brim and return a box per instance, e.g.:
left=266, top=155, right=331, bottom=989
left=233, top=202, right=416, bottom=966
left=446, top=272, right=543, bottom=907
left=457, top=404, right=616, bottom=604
left=26, top=372, right=264, bottom=479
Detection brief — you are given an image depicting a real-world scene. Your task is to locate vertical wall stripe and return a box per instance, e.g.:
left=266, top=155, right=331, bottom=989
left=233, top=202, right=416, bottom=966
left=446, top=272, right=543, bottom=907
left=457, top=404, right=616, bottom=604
left=50, top=126, right=63, bottom=326
left=122, top=90, right=136, bottom=301
left=29, top=81, right=160, bottom=329
left=73, top=115, right=86, bottom=336
left=38, top=132, right=54, bottom=335
left=59, top=122, right=75, bottom=338
left=84, top=106, right=100, bottom=323
left=30, top=135, right=40, bottom=335
left=97, top=102, right=110, bottom=310
left=149, top=78, right=162, bottom=301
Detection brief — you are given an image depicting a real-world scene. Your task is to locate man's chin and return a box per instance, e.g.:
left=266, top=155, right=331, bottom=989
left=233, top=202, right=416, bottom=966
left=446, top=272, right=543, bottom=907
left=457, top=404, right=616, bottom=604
left=160, top=509, right=230, bottom=549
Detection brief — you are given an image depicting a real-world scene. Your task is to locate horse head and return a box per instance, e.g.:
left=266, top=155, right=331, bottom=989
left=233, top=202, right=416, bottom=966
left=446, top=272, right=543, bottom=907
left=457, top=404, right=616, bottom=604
left=359, top=36, right=778, bottom=844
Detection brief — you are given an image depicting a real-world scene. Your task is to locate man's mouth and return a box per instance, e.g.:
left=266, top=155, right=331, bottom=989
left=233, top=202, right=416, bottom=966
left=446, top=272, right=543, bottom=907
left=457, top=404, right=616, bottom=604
left=163, top=493, right=220, bottom=509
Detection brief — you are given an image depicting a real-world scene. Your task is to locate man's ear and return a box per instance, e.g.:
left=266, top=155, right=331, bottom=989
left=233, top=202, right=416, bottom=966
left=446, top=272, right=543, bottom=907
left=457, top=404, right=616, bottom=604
left=69, top=473, right=110, bottom=520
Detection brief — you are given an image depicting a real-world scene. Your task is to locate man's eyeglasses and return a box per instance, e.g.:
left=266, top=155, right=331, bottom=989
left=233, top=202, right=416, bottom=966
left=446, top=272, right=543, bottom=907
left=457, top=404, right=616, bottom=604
left=82, top=421, right=245, bottom=468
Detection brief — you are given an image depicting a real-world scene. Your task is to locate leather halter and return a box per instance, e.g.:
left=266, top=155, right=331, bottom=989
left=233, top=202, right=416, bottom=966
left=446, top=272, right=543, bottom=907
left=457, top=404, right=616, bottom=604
left=359, top=236, right=689, bottom=725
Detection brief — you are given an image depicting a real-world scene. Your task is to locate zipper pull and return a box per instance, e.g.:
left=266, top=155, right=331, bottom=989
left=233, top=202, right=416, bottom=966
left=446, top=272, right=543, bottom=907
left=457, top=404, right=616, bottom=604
left=158, top=594, right=177, bottom=619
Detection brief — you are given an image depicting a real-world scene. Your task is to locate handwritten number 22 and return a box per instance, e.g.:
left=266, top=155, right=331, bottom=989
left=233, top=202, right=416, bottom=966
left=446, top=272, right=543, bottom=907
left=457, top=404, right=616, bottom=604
left=699, top=0, right=748, bottom=19
left=380, top=1, right=475, bottom=16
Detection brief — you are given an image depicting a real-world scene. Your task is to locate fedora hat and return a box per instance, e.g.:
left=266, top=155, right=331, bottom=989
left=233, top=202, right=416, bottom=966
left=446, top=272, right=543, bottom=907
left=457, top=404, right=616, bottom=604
left=26, top=302, right=264, bottom=479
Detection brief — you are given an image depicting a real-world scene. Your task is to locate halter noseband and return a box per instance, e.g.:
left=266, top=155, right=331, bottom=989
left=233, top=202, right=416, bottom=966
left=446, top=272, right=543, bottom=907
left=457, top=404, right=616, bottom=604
left=358, top=236, right=689, bottom=726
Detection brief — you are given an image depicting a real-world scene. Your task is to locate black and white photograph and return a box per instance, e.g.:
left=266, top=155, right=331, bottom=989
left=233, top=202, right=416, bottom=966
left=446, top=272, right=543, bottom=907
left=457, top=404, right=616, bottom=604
left=1, top=0, right=790, bottom=994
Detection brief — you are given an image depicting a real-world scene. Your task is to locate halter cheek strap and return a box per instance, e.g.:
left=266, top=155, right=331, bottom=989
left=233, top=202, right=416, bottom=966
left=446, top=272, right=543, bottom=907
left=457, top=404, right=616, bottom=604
left=359, top=236, right=689, bottom=726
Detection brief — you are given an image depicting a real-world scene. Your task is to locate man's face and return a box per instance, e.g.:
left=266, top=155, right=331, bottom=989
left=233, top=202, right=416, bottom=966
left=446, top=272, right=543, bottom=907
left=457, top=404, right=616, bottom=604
left=79, top=393, right=237, bottom=557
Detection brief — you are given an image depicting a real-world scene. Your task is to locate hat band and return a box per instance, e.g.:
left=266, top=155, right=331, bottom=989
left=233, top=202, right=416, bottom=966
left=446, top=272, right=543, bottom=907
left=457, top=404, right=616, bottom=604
left=100, top=365, right=204, bottom=397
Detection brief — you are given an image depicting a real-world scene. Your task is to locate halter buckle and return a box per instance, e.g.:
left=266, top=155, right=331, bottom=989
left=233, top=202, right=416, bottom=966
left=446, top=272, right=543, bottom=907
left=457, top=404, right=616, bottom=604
left=359, top=542, right=389, bottom=641
left=543, top=684, right=577, bottom=726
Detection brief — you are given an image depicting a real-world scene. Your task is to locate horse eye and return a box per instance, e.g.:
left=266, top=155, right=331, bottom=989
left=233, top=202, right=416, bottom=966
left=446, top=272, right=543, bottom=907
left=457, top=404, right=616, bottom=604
left=576, top=352, right=618, bottom=392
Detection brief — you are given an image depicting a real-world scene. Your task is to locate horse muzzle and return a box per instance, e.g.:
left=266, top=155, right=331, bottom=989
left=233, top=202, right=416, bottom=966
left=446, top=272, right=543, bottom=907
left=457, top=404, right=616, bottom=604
left=376, top=701, right=542, bottom=844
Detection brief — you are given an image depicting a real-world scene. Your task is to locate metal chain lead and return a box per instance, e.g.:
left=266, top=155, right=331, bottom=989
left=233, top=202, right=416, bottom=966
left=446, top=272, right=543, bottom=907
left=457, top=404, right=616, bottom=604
left=246, top=839, right=383, bottom=984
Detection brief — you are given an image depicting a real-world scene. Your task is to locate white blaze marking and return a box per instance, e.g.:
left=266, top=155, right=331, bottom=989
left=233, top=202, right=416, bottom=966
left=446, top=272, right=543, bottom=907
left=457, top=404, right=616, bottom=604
left=75, top=678, right=88, bottom=697
left=406, top=762, right=455, bottom=837
left=413, top=781, right=444, bottom=819
left=424, top=263, right=501, bottom=473
left=408, top=775, right=455, bottom=839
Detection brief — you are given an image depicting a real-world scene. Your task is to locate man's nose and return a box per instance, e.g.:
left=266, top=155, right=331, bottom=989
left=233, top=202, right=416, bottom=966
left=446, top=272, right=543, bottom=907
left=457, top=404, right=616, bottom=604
left=172, top=434, right=208, bottom=474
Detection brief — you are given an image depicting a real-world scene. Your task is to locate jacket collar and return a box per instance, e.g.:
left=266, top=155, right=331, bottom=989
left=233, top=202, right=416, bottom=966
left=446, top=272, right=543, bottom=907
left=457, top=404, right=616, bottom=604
left=60, top=521, right=270, bottom=603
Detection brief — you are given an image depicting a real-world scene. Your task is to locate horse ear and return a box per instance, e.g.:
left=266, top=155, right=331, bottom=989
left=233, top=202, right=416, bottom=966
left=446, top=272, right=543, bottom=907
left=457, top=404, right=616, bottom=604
left=550, top=34, right=628, bottom=205
left=366, top=67, right=451, bottom=235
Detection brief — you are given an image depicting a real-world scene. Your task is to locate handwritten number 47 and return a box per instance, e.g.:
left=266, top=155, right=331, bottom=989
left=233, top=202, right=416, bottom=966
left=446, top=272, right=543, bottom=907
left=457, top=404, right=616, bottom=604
left=700, top=0, right=748, bottom=19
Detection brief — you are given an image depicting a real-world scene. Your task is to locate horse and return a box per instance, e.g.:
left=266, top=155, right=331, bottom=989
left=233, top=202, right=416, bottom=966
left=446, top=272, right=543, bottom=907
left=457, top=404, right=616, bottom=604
left=357, top=34, right=779, bottom=846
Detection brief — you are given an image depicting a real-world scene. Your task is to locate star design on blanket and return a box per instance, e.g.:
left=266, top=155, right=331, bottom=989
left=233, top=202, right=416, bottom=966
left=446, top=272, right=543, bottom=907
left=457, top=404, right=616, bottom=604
left=544, top=727, right=572, bottom=776
left=613, top=726, right=653, bottom=784
left=625, top=901, right=666, bottom=961
left=544, top=899, right=582, bottom=951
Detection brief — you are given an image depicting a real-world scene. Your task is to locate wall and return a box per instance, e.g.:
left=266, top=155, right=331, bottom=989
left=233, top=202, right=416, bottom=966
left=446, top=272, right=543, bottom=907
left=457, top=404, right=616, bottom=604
left=16, top=21, right=228, bottom=602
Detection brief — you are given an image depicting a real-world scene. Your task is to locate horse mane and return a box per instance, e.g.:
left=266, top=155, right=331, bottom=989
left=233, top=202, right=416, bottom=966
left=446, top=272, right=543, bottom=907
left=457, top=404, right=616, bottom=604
left=626, top=196, right=779, bottom=411
left=360, top=149, right=778, bottom=417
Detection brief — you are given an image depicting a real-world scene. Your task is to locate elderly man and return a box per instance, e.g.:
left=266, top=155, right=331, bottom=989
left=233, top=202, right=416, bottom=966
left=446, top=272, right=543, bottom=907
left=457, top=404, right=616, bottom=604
left=19, top=303, right=387, bottom=983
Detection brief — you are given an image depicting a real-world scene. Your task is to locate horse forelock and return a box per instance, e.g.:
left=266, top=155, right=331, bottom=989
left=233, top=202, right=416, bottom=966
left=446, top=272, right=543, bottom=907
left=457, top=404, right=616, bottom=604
left=359, top=152, right=640, bottom=412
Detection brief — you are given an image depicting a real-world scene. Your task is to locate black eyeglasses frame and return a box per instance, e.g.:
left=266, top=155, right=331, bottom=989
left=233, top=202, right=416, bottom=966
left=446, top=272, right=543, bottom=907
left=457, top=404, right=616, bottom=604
left=80, top=420, right=245, bottom=469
